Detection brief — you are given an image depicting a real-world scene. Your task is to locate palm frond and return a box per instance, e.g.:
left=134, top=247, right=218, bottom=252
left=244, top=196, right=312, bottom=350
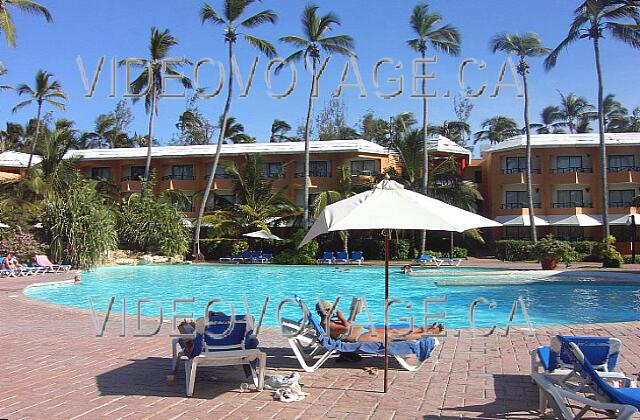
left=12, top=99, right=32, bottom=113
left=244, top=34, right=277, bottom=57
left=0, top=9, right=17, bottom=47
left=606, top=22, right=640, bottom=48
left=240, top=9, right=277, bottom=28
left=200, top=3, right=225, bottom=25
left=9, top=0, right=52, bottom=21
left=279, top=35, right=310, bottom=48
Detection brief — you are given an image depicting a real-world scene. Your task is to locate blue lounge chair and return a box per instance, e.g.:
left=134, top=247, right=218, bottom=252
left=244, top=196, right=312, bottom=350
left=440, top=258, right=463, bottom=266
left=317, top=251, right=334, bottom=265
left=172, top=315, right=266, bottom=397
left=415, top=255, right=443, bottom=267
left=232, top=251, right=252, bottom=263
left=559, top=336, right=640, bottom=415
left=334, top=251, right=349, bottom=264
left=281, top=299, right=439, bottom=372
left=258, top=253, right=273, bottom=264
left=350, top=251, right=364, bottom=265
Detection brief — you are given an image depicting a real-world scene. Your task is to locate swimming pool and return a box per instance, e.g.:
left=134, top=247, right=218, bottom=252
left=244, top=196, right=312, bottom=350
left=24, top=265, right=640, bottom=329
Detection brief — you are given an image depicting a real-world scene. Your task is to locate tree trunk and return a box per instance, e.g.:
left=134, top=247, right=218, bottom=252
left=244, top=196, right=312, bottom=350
left=302, top=59, right=317, bottom=230
left=593, top=37, right=610, bottom=243
left=144, top=87, right=157, bottom=181
left=27, top=101, right=43, bottom=169
left=420, top=51, right=429, bottom=254
left=193, top=39, right=235, bottom=259
left=522, top=69, right=538, bottom=243
left=341, top=231, right=349, bottom=254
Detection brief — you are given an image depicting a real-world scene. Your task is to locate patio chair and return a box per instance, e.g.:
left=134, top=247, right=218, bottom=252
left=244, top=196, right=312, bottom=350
left=531, top=336, right=627, bottom=386
left=440, top=258, right=463, bottom=266
left=281, top=298, right=439, bottom=373
left=232, top=251, right=252, bottom=263
left=559, top=336, right=640, bottom=413
left=0, top=258, right=17, bottom=277
left=33, top=255, right=71, bottom=272
left=334, top=251, right=349, bottom=264
left=172, top=315, right=266, bottom=397
left=532, top=371, right=636, bottom=419
left=349, top=251, right=364, bottom=265
left=415, top=255, right=443, bottom=267
left=317, top=251, right=334, bottom=265
left=259, top=253, right=273, bottom=264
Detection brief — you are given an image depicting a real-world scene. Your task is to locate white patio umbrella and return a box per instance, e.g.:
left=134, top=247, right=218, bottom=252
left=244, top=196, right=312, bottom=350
left=242, top=230, right=283, bottom=241
left=299, top=177, right=501, bottom=392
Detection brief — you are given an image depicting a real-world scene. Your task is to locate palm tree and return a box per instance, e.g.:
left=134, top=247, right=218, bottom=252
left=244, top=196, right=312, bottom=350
left=270, top=119, right=292, bottom=142
left=428, top=120, right=471, bottom=145
left=407, top=3, right=461, bottom=253
left=193, top=1, right=277, bottom=260
left=532, top=105, right=566, bottom=134
left=603, top=93, right=629, bottom=131
left=313, top=165, right=353, bottom=252
left=13, top=70, right=67, bottom=168
left=557, top=92, right=595, bottom=133
left=123, top=27, right=192, bottom=181
left=0, top=66, right=12, bottom=95
left=0, top=0, right=52, bottom=47
left=490, top=32, right=551, bottom=244
left=218, top=115, right=254, bottom=144
left=473, top=116, right=520, bottom=144
left=545, top=0, right=640, bottom=241
left=278, top=3, right=355, bottom=230
left=628, top=107, right=640, bottom=132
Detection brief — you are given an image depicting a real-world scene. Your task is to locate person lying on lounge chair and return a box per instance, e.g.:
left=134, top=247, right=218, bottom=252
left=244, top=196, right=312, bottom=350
left=4, top=253, right=23, bottom=270
left=315, top=300, right=443, bottom=343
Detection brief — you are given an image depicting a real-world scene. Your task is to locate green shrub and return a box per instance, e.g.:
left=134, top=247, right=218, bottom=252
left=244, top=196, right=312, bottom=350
left=598, top=236, right=624, bottom=268
left=530, top=235, right=577, bottom=264
left=199, top=239, right=249, bottom=260
left=424, top=249, right=445, bottom=258
left=452, top=246, right=468, bottom=259
left=0, top=231, right=47, bottom=263
left=273, top=229, right=319, bottom=265
left=494, top=240, right=532, bottom=261
left=571, top=240, right=597, bottom=256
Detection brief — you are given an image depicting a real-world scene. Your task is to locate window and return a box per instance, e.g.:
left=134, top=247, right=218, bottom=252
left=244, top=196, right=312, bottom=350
left=179, top=196, right=194, bottom=212
left=555, top=226, right=585, bottom=241
left=211, top=163, right=235, bottom=179
left=608, top=155, right=635, bottom=172
left=609, top=189, right=636, bottom=208
left=351, top=160, right=377, bottom=175
left=555, top=190, right=584, bottom=208
left=504, top=226, right=530, bottom=240
left=474, top=170, right=482, bottom=183
left=130, top=166, right=145, bottom=180
left=167, top=165, right=195, bottom=180
left=90, top=167, right=112, bottom=180
left=504, top=156, right=527, bottom=174
left=266, top=162, right=283, bottom=178
left=554, top=156, right=590, bottom=173
left=611, top=225, right=640, bottom=242
left=309, top=161, right=329, bottom=177
left=504, top=191, right=527, bottom=209
left=205, top=193, right=236, bottom=211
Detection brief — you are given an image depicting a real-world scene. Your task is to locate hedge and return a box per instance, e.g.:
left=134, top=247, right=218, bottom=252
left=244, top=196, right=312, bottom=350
left=494, top=240, right=532, bottom=261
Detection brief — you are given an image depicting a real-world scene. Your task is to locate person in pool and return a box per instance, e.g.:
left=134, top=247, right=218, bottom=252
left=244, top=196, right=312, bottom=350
left=400, top=265, right=412, bottom=274
left=315, top=300, right=443, bottom=342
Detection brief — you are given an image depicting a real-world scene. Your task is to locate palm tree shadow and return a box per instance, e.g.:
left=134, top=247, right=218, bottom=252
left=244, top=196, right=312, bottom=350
left=437, top=374, right=539, bottom=419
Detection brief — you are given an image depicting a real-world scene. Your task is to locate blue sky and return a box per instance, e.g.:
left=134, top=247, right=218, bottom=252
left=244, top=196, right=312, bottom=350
left=1, top=0, right=639, bottom=152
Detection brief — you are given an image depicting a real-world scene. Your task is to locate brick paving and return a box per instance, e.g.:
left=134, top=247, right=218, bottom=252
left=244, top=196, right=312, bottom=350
left=1, top=271, right=640, bottom=419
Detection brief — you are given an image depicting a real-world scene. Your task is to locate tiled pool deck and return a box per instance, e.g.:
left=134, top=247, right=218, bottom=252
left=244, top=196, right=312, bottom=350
left=2, top=270, right=640, bottom=419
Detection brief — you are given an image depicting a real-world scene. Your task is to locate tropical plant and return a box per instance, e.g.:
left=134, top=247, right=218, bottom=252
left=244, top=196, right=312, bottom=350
left=175, top=95, right=215, bottom=146
left=628, top=107, right=640, bottom=132
left=428, top=120, right=471, bottom=145
left=0, top=0, right=52, bottom=47
left=13, top=70, right=67, bottom=168
left=532, top=105, right=566, bottom=134
left=270, top=119, right=293, bottom=142
left=473, top=116, right=520, bottom=144
left=278, top=3, right=355, bottom=229
left=530, top=235, right=577, bottom=268
left=218, top=115, right=254, bottom=144
left=123, top=27, right=192, bottom=180
left=0, top=66, right=13, bottom=97
left=82, top=100, right=134, bottom=149
left=597, top=235, right=625, bottom=267
left=490, top=32, right=551, bottom=244
left=556, top=91, right=595, bottom=133
left=194, top=0, right=277, bottom=259
left=603, top=93, right=629, bottom=132
left=313, top=165, right=353, bottom=252
left=0, top=231, right=46, bottom=263
left=407, top=3, right=461, bottom=253
left=116, top=179, right=190, bottom=256
left=545, top=0, right=640, bottom=241
left=45, top=177, right=117, bottom=269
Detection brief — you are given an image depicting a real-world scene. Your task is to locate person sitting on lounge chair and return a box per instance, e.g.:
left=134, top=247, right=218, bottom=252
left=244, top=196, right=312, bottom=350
left=4, top=253, right=23, bottom=270
left=315, top=300, right=443, bottom=343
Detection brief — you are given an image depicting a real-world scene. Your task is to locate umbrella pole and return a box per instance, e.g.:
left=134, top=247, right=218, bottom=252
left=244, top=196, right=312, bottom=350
left=383, top=228, right=390, bottom=393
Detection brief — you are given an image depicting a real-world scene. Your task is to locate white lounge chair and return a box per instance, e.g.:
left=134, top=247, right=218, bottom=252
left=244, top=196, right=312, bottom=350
left=415, top=255, right=443, bottom=267
left=172, top=315, right=266, bottom=397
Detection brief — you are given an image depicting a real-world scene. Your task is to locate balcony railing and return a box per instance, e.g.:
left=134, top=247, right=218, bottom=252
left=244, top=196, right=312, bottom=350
left=179, top=205, right=195, bottom=212
left=501, top=168, right=541, bottom=174
left=161, top=175, right=196, bottom=181
left=211, top=173, right=237, bottom=180
left=266, top=172, right=285, bottom=179
left=295, top=171, right=330, bottom=178
left=552, top=202, right=592, bottom=208
left=608, top=166, right=640, bottom=173
left=610, top=201, right=633, bottom=208
left=551, top=167, right=593, bottom=174
left=501, top=203, right=541, bottom=209
left=120, top=175, right=143, bottom=182
left=351, top=170, right=380, bottom=177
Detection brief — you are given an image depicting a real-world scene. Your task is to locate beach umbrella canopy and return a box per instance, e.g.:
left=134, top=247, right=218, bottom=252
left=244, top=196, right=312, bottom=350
left=243, top=230, right=283, bottom=241
left=299, top=177, right=501, bottom=392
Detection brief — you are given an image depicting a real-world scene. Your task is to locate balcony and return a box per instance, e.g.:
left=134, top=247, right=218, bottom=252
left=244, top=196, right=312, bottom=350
left=551, top=167, right=592, bottom=174
left=552, top=202, right=592, bottom=209
left=161, top=175, right=196, bottom=181
left=501, top=168, right=541, bottom=175
left=266, top=173, right=286, bottom=179
left=295, top=171, right=330, bottom=178
left=501, top=203, right=541, bottom=209
left=351, top=170, right=380, bottom=177
left=610, top=201, right=634, bottom=208
left=121, top=175, right=144, bottom=182
left=608, top=166, right=640, bottom=173
left=212, top=173, right=238, bottom=180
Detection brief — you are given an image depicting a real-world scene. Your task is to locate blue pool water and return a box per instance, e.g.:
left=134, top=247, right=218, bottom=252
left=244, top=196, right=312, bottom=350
left=24, top=265, right=640, bottom=329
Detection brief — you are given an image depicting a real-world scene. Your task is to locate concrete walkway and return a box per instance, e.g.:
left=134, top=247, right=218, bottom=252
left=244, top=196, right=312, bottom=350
left=1, top=272, right=640, bottom=419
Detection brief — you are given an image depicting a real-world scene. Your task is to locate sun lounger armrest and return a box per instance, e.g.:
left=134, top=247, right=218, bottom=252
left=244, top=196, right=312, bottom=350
left=179, top=333, right=203, bottom=358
